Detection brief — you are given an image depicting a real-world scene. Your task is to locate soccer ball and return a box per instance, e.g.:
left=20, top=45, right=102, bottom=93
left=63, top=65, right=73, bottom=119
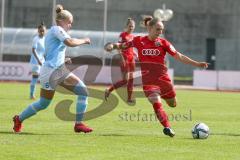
left=191, top=123, right=209, bottom=139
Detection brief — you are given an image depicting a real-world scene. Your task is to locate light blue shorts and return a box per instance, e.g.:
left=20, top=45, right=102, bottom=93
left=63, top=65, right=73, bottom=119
left=39, top=65, right=73, bottom=90
left=31, top=64, right=41, bottom=75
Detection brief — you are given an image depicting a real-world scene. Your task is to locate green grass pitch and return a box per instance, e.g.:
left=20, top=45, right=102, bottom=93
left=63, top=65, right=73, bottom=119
left=0, top=82, right=240, bottom=160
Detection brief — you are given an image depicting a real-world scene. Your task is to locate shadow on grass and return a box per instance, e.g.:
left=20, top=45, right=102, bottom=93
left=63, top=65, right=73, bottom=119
left=0, top=131, right=159, bottom=137
left=0, top=131, right=71, bottom=136
left=182, top=132, right=240, bottom=140
left=95, top=133, right=135, bottom=137
left=0, top=131, right=180, bottom=138
left=93, top=133, right=168, bottom=139
left=210, top=133, right=240, bottom=137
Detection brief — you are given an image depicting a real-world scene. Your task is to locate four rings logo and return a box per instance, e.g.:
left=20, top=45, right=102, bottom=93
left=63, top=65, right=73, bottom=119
left=0, top=65, right=24, bottom=77
left=142, top=49, right=160, bottom=56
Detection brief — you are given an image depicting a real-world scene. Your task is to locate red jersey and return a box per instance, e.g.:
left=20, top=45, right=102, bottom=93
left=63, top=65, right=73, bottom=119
left=124, top=36, right=177, bottom=85
left=119, top=32, right=135, bottom=61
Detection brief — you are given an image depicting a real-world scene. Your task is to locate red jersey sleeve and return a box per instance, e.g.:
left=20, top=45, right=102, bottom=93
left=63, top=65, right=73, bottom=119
left=119, top=36, right=140, bottom=50
left=163, top=39, right=178, bottom=56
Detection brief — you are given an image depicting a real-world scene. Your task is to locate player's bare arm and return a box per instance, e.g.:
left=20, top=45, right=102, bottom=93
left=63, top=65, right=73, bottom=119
left=104, top=42, right=130, bottom=52
left=173, top=52, right=209, bottom=69
left=64, top=38, right=90, bottom=47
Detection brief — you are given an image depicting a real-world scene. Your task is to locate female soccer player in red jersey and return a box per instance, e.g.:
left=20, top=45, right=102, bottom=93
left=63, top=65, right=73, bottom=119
left=104, top=17, right=208, bottom=137
left=105, top=18, right=136, bottom=103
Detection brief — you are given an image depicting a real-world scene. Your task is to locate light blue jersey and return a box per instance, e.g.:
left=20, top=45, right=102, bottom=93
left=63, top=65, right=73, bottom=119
left=30, top=35, right=45, bottom=65
left=44, top=26, right=71, bottom=69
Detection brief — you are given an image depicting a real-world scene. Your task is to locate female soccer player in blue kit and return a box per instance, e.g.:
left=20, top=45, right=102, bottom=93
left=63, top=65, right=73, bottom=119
left=29, top=23, right=46, bottom=99
left=13, top=4, right=93, bottom=133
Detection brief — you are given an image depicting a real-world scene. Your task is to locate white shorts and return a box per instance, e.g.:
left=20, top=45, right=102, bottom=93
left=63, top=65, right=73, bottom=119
left=39, top=65, right=73, bottom=90
left=31, top=64, right=41, bottom=74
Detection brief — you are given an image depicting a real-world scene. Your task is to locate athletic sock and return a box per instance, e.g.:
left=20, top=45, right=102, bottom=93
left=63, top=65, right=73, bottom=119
left=109, top=79, right=127, bottom=92
left=76, top=95, right=87, bottom=123
left=153, top=102, right=170, bottom=128
left=30, top=77, right=38, bottom=97
left=127, top=78, right=133, bottom=100
left=73, top=81, right=88, bottom=123
left=19, top=97, right=51, bottom=122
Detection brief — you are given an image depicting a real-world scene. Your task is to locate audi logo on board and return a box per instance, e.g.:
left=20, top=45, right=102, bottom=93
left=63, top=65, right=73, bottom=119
left=0, top=65, right=24, bottom=77
left=142, top=49, right=160, bottom=56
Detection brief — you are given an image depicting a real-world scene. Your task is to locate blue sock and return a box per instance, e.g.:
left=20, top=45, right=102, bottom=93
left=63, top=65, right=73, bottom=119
left=73, top=81, right=88, bottom=123
left=30, top=77, right=38, bottom=97
left=76, top=95, right=88, bottom=123
left=19, top=97, right=51, bottom=122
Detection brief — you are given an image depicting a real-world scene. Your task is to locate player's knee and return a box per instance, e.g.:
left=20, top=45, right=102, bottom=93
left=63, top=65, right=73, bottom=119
left=33, top=97, right=51, bottom=111
left=123, top=74, right=128, bottom=81
left=148, top=93, right=161, bottom=104
left=74, top=82, right=89, bottom=96
left=32, top=74, right=39, bottom=78
left=169, top=102, right=177, bottom=108
left=167, top=99, right=177, bottom=108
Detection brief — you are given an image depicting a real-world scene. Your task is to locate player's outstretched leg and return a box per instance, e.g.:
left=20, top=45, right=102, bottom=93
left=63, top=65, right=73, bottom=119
left=153, top=102, right=175, bottom=137
left=127, top=78, right=135, bottom=104
left=13, top=97, right=52, bottom=133
left=74, top=95, right=93, bottom=133
left=147, top=92, right=175, bottom=137
left=30, top=76, right=38, bottom=99
left=165, top=97, right=177, bottom=108
left=105, top=79, right=127, bottom=101
left=73, top=81, right=93, bottom=133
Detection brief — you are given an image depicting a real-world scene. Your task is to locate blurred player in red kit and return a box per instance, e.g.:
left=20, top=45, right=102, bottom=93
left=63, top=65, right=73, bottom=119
left=105, top=18, right=136, bottom=104
left=104, top=16, right=208, bottom=137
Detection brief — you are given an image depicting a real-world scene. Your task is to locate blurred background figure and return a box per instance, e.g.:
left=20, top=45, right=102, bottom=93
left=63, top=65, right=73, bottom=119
left=29, top=22, right=46, bottom=99
left=105, top=18, right=136, bottom=104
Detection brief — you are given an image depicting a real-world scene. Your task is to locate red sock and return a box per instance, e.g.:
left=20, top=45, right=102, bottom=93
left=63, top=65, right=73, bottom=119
left=153, top=102, right=170, bottom=128
left=109, top=79, right=127, bottom=92
left=127, top=78, right=133, bottom=100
